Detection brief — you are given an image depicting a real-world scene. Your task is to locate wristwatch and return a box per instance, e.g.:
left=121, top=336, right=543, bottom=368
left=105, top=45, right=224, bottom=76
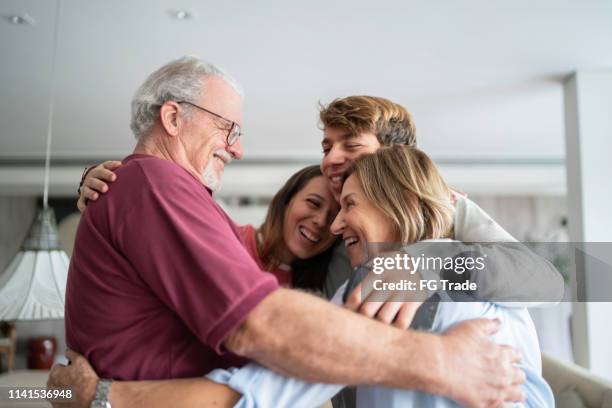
left=90, top=379, right=112, bottom=408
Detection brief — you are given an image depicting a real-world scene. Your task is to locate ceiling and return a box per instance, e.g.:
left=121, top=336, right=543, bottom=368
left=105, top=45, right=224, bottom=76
left=1, top=0, right=611, bottom=165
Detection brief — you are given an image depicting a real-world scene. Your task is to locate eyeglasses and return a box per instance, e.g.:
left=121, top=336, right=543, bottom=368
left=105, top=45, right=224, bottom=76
left=176, top=101, right=242, bottom=146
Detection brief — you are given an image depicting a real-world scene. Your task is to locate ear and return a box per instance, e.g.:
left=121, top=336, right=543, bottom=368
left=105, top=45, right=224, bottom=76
left=159, top=101, right=182, bottom=136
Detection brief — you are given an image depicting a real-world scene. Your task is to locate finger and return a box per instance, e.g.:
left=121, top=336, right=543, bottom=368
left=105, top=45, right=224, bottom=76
left=77, top=197, right=86, bottom=213
left=503, top=384, right=526, bottom=403
left=501, top=345, right=522, bottom=364
left=84, top=177, right=109, bottom=194
left=64, top=349, right=80, bottom=363
left=358, top=281, right=396, bottom=318
left=101, top=160, right=123, bottom=171
left=359, top=271, right=381, bottom=301
left=344, top=283, right=363, bottom=311
left=82, top=186, right=99, bottom=201
left=375, top=301, right=403, bottom=325
left=346, top=270, right=388, bottom=312
left=393, top=302, right=422, bottom=330
left=512, top=367, right=526, bottom=385
left=358, top=300, right=385, bottom=319
left=472, top=318, right=502, bottom=336
left=47, top=364, right=66, bottom=387
left=90, top=167, right=118, bottom=183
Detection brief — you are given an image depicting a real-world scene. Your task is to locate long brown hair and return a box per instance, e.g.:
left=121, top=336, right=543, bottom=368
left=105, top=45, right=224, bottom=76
left=258, top=165, right=337, bottom=290
left=347, top=145, right=454, bottom=243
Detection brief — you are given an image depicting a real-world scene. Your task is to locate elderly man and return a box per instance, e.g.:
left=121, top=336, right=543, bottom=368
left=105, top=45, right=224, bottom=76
left=56, top=56, right=524, bottom=407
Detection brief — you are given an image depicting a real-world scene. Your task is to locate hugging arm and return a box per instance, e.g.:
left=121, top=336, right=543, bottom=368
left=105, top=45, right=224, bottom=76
left=373, top=239, right=566, bottom=306
left=448, top=197, right=565, bottom=305
left=222, top=288, right=525, bottom=407
left=206, top=364, right=343, bottom=408
left=76, top=160, right=122, bottom=212
left=204, top=281, right=381, bottom=408
left=51, top=289, right=525, bottom=408
left=348, top=198, right=565, bottom=310
left=48, top=350, right=241, bottom=408
left=202, top=283, right=357, bottom=408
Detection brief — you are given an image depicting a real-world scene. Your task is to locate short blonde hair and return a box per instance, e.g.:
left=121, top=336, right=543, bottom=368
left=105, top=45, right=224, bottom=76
left=319, top=96, right=416, bottom=146
left=347, top=145, right=454, bottom=243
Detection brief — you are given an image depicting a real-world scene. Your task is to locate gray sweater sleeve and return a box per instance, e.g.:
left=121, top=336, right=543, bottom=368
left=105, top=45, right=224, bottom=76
left=432, top=197, right=564, bottom=306
left=323, top=243, right=354, bottom=300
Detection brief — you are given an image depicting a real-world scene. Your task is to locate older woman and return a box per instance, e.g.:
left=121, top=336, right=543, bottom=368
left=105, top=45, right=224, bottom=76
left=325, top=145, right=554, bottom=407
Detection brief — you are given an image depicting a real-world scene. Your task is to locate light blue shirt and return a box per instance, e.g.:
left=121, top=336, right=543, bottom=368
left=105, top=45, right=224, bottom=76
left=207, top=281, right=554, bottom=408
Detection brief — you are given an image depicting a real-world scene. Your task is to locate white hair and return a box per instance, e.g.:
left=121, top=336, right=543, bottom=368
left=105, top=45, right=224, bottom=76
left=130, top=56, right=243, bottom=138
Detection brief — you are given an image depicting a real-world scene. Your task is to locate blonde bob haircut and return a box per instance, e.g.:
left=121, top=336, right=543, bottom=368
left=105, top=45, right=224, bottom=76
left=346, top=145, right=455, bottom=244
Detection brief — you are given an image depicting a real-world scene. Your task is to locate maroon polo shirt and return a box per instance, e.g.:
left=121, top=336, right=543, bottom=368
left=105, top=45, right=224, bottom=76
left=65, top=154, right=279, bottom=380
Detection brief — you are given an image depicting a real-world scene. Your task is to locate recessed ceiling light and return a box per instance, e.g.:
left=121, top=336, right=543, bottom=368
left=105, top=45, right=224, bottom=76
left=169, top=10, right=196, bottom=20
left=5, top=13, right=36, bottom=26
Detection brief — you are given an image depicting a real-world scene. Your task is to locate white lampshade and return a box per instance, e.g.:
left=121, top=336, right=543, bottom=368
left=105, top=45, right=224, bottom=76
left=0, top=0, right=69, bottom=322
left=0, top=208, right=69, bottom=320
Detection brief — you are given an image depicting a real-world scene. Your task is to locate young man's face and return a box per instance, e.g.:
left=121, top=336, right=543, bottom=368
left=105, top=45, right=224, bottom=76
left=320, top=127, right=381, bottom=201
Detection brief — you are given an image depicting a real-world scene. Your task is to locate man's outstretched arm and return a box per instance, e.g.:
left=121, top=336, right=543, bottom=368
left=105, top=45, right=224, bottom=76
left=225, top=288, right=525, bottom=407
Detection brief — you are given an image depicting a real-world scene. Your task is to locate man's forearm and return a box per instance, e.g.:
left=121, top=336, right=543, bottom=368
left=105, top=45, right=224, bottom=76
left=224, top=288, right=445, bottom=395
left=109, top=378, right=240, bottom=408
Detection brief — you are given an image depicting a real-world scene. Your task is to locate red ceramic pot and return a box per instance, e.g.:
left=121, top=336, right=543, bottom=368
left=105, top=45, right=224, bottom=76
left=27, top=336, right=57, bottom=370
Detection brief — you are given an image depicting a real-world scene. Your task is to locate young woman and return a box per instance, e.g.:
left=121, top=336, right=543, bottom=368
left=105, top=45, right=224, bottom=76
left=55, top=145, right=551, bottom=407
left=78, top=164, right=339, bottom=292
left=236, top=165, right=338, bottom=290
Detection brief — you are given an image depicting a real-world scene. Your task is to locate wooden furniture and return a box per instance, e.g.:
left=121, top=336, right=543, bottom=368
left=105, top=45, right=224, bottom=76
left=0, top=322, right=16, bottom=373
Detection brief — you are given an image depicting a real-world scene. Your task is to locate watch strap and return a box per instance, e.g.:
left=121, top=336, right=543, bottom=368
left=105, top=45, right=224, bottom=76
left=90, top=379, right=112, bottom=408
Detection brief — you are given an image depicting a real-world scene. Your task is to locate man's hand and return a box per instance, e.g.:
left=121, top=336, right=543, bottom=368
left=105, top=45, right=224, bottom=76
left=345, top=285, right=423, bottom=329
left=440, top=319, right=526, bottom=407
left=77, top=160, right=122, bottom=212
left=345, top=251, right=430, bottom=329
left=47, top=349, right=99, bottom=408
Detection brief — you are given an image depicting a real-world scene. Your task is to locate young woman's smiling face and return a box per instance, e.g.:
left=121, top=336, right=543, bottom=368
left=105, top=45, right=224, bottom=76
left=282, top=176, right=339, bottom=261
left=330, top=175, right=398, bottom=267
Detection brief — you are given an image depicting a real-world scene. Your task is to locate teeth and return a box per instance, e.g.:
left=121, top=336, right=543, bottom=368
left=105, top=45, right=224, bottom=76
left=331, top=176, right=342, bottom=183
left=299, top=227, right=320, bottom=243
left=344, top=237, right=359, bottom=247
